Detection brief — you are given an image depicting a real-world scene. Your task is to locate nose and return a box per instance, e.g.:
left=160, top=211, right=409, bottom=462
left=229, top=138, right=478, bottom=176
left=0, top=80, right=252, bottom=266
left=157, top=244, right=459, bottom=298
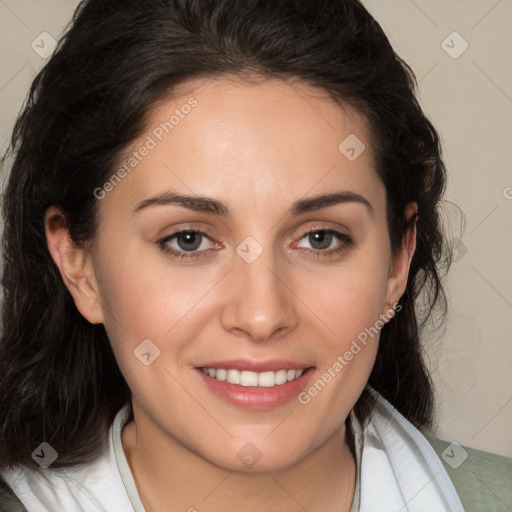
left=220, top=249, right=298, bottom=343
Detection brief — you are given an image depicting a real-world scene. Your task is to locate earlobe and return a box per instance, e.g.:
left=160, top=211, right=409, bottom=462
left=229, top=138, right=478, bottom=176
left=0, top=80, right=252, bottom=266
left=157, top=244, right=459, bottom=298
left=45, top=206, right=104, bottom=324
left=384, top=202, right=418, bottom=309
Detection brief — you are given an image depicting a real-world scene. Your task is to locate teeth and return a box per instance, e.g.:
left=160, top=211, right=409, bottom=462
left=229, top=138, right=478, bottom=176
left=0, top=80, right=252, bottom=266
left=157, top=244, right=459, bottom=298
left=275, top=369, right=288, bottom=385
left=227, top=369, right=240, bottom=385
left=240, top=370, right=259, bottom=387
left=201, top=368, right=306, bottom=387
left=216, top=368, right=227, bottom=381
left=258, top=371, right=275, bottom=387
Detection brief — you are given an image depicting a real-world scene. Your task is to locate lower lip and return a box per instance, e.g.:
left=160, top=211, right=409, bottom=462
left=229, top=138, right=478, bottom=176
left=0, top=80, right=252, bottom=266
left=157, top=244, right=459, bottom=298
left=196, top=368, right=315, bottom=410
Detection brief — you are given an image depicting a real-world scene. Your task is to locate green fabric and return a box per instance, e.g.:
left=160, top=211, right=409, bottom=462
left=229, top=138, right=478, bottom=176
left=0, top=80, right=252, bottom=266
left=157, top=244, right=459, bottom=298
left=424, top=433, right=512, bottom=512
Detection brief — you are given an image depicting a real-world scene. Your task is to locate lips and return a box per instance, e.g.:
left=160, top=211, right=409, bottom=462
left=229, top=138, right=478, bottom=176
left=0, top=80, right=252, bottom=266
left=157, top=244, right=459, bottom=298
left=195, top=359, right=315, bottom=410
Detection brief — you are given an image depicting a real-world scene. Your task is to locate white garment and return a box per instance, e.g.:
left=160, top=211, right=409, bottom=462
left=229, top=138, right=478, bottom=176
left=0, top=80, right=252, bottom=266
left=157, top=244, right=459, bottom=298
left=0, top=408, right=137, bottom=511
left=1, top=391, right=465, bottom=511
left=353, top=390, right=465, bottom=511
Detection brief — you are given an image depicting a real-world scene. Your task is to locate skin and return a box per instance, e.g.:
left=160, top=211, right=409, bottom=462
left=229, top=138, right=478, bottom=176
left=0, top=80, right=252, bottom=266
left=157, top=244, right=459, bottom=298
left=46, top=76, right=417, bottom=511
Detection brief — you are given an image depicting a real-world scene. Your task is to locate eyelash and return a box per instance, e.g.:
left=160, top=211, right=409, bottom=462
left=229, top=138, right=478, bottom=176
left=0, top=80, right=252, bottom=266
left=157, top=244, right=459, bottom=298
left=157, top=228, right=353, bottom=261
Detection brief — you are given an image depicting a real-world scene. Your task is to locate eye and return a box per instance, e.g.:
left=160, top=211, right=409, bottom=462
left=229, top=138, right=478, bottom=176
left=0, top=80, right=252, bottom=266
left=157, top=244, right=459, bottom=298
left=158, top=227, right=352, bottom=261
left=158, top=230, right=217, bottom=259
left=295, top=229, right=352, bottom=257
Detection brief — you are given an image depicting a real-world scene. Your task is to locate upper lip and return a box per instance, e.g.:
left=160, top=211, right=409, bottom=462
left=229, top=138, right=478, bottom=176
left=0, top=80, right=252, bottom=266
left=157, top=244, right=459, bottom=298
left=197, top=359, right=313, bottom=372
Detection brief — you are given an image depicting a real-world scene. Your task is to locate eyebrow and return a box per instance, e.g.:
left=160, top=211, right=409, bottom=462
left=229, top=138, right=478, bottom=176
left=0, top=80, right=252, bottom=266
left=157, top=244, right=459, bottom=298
left=133, top=190, right=373, bottom=217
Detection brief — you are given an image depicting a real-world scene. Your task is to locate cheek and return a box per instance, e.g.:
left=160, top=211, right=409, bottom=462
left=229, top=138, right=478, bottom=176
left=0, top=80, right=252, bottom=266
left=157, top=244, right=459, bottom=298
left=303, top=244, right=390, bottom=382
left=94, top=259, right=212, bottom=406
left=289, top=264, right=390, bottom=440
left=96, top=236, right=218, bottom=330
left=312, top=253, right=390, bottom=337
left=321, top=278, right=385, bottom=366
left=93, top=243, right=210, bottom=369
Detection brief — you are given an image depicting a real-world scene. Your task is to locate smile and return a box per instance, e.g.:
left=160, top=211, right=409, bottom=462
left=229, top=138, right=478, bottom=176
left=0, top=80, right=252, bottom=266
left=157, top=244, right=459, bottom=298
left=200, top=368, right=304, bottom=387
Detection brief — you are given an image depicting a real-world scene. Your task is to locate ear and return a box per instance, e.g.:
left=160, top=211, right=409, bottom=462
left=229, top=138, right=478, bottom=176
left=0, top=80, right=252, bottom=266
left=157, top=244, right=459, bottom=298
left=384, top=202, right=418, bottom=311
left=45, top=206, right=104, bottom=324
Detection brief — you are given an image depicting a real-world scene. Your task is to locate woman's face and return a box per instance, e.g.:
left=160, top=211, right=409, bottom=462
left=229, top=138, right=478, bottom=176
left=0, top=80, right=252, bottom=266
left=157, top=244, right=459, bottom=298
left=57, top=76, right=414, bottom=471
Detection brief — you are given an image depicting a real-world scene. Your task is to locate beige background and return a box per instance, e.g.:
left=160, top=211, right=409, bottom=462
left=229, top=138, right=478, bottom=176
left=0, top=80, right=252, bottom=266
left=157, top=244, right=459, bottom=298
left=0, top=0, right=511, bottom=457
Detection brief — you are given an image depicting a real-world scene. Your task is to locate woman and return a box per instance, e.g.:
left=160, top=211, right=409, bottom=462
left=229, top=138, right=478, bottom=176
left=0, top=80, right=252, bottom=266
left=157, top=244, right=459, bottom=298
left=0, top=0, right=510, bottom=510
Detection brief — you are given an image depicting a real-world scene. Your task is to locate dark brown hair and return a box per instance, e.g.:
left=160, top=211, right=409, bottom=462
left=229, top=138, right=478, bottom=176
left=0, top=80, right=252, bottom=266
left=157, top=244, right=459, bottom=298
left=0, top=0, right=449, bottom=470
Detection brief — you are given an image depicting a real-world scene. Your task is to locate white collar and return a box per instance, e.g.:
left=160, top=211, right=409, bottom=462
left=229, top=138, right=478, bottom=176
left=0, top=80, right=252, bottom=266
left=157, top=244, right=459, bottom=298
left=351, top=388, right=465, bottom=511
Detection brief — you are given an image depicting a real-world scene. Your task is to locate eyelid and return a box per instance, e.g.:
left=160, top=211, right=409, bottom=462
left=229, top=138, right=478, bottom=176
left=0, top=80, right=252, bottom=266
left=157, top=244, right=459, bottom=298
left=294, top=223, right=350, bottom=237
left=292, top=227, right=351, bottom=248
left=167, top=229, right=217, bottom=243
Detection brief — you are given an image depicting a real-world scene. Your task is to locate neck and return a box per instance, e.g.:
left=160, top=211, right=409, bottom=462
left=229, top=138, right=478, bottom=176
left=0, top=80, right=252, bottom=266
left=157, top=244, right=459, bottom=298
left=122, top=405, right=356, bottom=512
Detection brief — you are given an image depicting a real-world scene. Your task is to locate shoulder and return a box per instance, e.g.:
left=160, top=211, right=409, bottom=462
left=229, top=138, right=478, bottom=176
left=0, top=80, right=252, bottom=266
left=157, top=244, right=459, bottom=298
left=0, top=453, right=133, bottom=511
left=0, top=404, right=136, bottom=511
left=423, top=432, right=512, bottom=512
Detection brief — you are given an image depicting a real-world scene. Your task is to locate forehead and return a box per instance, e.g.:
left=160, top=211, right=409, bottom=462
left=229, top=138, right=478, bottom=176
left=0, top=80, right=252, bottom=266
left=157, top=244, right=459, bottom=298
left=99, top=76, right=384, bottom=217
